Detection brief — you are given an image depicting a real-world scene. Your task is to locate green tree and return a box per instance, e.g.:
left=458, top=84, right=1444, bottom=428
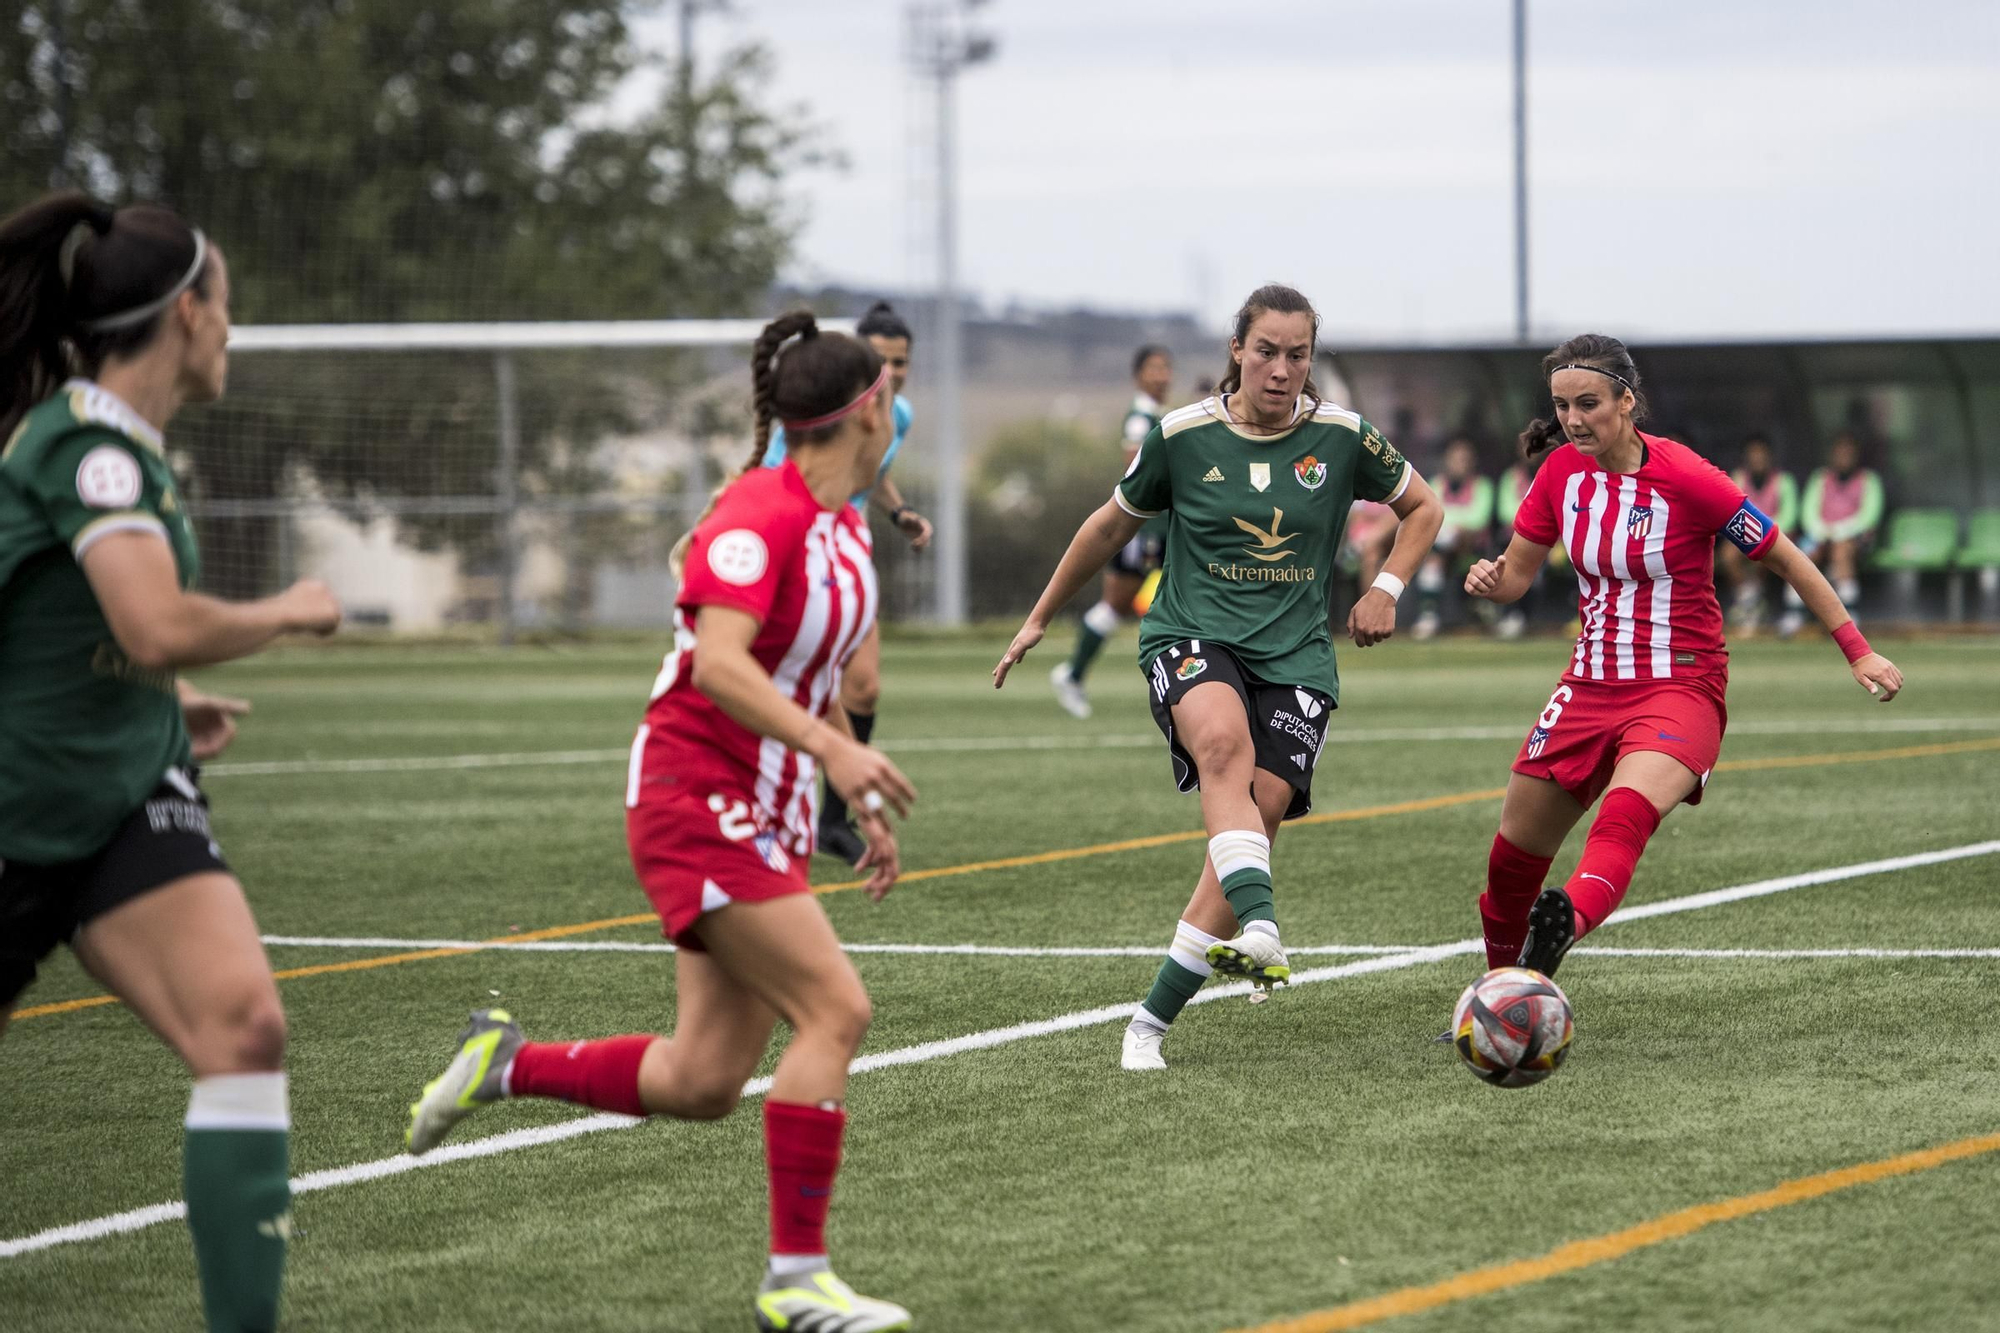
left=3, top=2, right=831, bottom=600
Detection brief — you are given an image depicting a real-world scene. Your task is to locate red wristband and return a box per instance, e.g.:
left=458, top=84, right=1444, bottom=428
left=1832, top=621, right=1871, bottom=665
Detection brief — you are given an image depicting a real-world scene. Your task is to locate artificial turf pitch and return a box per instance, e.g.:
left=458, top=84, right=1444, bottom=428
left=2, top=631, right=1996, bottom=1331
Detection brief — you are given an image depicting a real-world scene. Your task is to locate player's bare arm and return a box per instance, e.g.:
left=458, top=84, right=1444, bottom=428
left=1348, top=470, right=1444, bottom=648
left=690, top=604, right=917, bottom=817
left=1759, top=533, right=1903, bottom=701
left=83, top=529, right=341, bottom=670
left=994, top=497, right=1147, bottom=686
left=1465, top=532, right=1553, bottom=605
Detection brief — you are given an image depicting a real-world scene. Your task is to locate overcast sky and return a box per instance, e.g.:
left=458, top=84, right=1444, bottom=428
left=629, top=0, right=2000, bottom=344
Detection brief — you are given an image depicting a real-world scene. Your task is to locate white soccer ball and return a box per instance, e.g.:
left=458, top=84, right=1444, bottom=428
left=1450, top=967, right=1573, bottom=1088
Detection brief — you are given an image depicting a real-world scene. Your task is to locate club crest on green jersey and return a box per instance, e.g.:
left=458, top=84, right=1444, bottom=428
left=1249, top=462, right=1271, bottom=491
left=1294, top=455, right=1327, bottom=491
left=1175, top=657, right=1207, bottom=681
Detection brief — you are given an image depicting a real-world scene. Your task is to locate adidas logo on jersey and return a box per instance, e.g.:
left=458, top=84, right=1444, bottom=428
left=1202, top=466, right=1224, bottom=482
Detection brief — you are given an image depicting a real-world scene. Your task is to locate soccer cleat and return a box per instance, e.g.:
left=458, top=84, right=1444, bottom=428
left=405, top=1009, right=523, bottom=1155
left=1206, top=931, right=1290, bottom=997
left=1121, top=1020, right=1167, bottom=1071
left=816, top=818, right=868, bottom=867
left=1517, top=887, right=1578, bottom=979
left=755, top=1269, right=911, bottom=1332
left=1049, top=662, right=1092, bottom=720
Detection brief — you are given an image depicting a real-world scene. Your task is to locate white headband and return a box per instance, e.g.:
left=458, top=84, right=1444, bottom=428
left=79, top=230, right=208, bottom=333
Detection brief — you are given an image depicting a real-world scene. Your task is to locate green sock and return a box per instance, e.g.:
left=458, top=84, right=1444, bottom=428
left=185, top=1074, right=291, bottom=1333
left=1068, top=624, right=1106, bottom=678
left=1221, top=866, right=1276, bottom=927
left=1140, top=957, right=1208, bottom=1027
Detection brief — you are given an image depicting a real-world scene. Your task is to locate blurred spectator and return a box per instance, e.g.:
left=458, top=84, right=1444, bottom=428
left=1721, top=433, right=1798, bottom=630
left=1780, top=431, right=1883, bottom=636
left=1413, top=436, right=1495, bottom=639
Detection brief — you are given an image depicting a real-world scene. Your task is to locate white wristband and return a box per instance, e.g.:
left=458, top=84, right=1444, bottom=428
left=1370, top=571, right=1406, bottom=603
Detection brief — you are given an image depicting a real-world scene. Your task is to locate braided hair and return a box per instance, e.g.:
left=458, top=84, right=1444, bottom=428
left=673, top=311, right=885, bottom=574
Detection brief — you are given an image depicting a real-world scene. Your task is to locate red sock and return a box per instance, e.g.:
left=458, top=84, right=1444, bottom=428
left=504, top=1035, right=654, bottom=1116
left=1480, top=833, right=1554, bottom=969
left=1563, top=787, right=1663, bottom=936
left=765, top=1100, right=846, bottom=1259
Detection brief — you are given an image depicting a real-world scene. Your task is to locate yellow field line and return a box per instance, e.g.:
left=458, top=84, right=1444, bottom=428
left=1233, top=1128, right=2000, bottom=1333
left=12, top=736, right=1994, bottom=1023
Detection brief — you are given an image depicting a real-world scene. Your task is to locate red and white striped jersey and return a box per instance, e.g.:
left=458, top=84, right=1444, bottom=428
left=633, top=460, right=878, bottom=855
left=1514, top=433, right=1777, bottom=685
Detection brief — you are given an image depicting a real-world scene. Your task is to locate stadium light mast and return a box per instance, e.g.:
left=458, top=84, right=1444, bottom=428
left=1512, top=0, right=1530, bottom=343
left=907, top=2, right=996, bottom=625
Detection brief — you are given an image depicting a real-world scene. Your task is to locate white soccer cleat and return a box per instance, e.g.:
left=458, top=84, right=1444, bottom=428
left=1050, top=663, right=1092, bottom=719
left=755, top=1269, right=911, bottom=1332
left=1412, top=610, right=1440, bottom=641
left=1207, top=931, right=1291, bottom=999
left=1121, top=1021, right=1167, bottom=1071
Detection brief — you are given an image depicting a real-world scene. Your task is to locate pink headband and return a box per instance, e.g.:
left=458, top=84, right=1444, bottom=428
left=782, top=363, right=891, bottom=433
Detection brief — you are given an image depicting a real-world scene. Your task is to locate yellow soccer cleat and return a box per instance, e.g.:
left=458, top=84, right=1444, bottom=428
left=405, top=1008, right=523, bottom=1155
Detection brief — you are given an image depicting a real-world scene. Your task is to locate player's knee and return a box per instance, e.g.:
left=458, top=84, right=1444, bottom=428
left=807, top=986, right=872, bottom=1056
left=1187, top=730, right=1253, bottom=781
left=675, top=1074, right=745, bottom=1121
left=196, top=992, right=288, bottom=1074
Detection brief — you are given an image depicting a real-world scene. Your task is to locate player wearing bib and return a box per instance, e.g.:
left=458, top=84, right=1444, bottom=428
left=1722, top=434, right=1798, bottom=630
left=1779, top=430, right=1882, bottom=638
left=1412, top=436, right=1496, bottom=639
left=1462, top=335, right=1903, bottom=984
left=1050, top=344, right=1174, bottom=719
left=408, top=312, right=919, bottom=1333
left=996, top=285, right=1443, bottom=1071
left=759, top=301, right=930, bottom=866
left=0, top=192, right=342, bottom=1333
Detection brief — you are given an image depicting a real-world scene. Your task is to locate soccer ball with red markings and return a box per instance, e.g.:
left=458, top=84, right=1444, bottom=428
left=1451, top=967, right=1573, bottom=1088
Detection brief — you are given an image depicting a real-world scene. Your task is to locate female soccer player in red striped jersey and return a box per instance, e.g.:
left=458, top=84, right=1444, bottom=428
left=406, top=312, right=920, bottom=1333
left=1463, top=334, right=1903, bottom=980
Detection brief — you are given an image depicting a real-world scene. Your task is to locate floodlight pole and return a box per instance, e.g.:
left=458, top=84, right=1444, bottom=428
left=1512, top=0, right=1529, bottom=343
left=908, top=3, right=995, bottom=626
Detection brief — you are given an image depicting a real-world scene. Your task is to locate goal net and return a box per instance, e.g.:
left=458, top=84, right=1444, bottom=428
left=179, top=319, right=921, bottom=639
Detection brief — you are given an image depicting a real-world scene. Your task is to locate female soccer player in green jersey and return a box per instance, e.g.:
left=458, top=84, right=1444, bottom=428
left=994, top=284, right=1443, bottom=1070
left=0, top=192, right=341, bottom=1331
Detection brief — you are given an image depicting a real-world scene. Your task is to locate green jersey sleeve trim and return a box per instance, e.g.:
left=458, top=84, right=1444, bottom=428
left=73, top=509, right=168, bottom=557
left=1114, top=486, right=1160, bottom=519
left=1381, top=462, right=1413, bottom=506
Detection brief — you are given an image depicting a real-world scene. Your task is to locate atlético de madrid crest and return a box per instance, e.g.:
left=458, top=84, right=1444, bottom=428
left=1294, top=456, right=1327, bottom=491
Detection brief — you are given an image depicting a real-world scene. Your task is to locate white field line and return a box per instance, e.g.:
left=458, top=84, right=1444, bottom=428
left=5, top=838, right=1996, bottom=1262
left=199, top=716, right=2000, bottom=778
left=257, top=936, right=2000, bottom=962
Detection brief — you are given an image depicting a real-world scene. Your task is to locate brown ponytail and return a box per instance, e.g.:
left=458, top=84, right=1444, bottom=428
left=673, top=310, right=886, bottom=574
left=0, top=191, right=211, bottom=440
left=1215, top=283, right=1323, bottom=426
left=1521, top=332, right=1648, bottom=461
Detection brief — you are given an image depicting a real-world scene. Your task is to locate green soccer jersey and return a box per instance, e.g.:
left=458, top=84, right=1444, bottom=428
left=1118, top=395, right=1410, bottom=703
left=1121, top=393, right=1170, bottom=541
left=0, top=380, right=199, bottom=863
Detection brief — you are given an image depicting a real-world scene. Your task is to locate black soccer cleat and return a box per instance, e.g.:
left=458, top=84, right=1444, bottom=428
left=815, top=818, right=868, bottom=867
left=1517, top=886, right=1577, bottom=979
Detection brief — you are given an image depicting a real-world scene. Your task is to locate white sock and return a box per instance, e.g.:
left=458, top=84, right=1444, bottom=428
left=1083, top=601, right=1122, bottom=636
left=1129, top=1008, right=1168, bottom=1035
left=769, top=1253, right=828, bottom=1279
left=1244, top=919, right=1281, bottom=943
left=1167, top=918, right=1219, bottom=977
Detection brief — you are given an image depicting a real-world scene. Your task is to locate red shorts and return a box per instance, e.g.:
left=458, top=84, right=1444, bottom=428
left=626, top=780, right=812, bottom=950
left=1511, top=675, right=1727, bottom=809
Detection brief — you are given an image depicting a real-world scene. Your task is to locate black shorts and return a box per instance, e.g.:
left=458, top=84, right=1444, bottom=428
left=0, top=768, right=230, bottom=1008
left=1144, top=639, right=1335, bottom=820
left=1108, top=532, right=1165, bottom=577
